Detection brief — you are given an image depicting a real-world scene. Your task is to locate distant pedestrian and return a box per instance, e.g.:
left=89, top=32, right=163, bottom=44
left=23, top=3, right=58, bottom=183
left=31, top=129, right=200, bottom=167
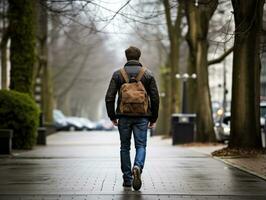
left=105, top=46, right=159, bottom=191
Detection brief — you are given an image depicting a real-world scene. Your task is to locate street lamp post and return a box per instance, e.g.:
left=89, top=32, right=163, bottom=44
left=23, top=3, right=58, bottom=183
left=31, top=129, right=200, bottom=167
left=195, top=0, right=199, bottom=7
left=175, top=73, right=197, bottom=113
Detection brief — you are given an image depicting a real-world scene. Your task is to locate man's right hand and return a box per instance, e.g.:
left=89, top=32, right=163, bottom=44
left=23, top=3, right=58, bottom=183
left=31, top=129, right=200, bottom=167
left=112, top=119, right=118, bottom=126
left=148, top=122, right=156, bottom=129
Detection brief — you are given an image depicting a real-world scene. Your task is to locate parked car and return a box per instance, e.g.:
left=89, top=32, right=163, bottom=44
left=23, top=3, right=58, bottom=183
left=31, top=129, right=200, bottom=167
left=214, top=113, right=230, bottom=142
left=79, top=118, right=96, bottom=130
left=65, top=117, right=84, bottom=131
left=212, top=101, right=222, bottom=122
left=95, top=119, right=115, bottom=131
left=260, top=102, right=266, bottom=129
left=53, top=110, right=69, bottom=131
left=214, top=102, right=266, bottom=142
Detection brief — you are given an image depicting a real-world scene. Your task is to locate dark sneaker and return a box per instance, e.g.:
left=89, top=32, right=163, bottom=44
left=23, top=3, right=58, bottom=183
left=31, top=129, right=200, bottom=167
left=122, top=182, right=132, bottom=188
left=132, top=166, right=142, bottom=191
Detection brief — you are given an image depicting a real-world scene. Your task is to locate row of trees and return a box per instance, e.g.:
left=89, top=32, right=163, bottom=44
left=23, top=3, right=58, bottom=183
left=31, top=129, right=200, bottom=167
left=127, top=0, right=265, bottom=148
left=0, top=0, right=265, bottom=148
left=48, top=2, right=116, bottom=120
left=157, top=0, right=265, bottom=148
left=0, top=0, right=118, bottom=123
left=122, top=0, right=235, bottom=141
left=0, top=0, right=54, bottom=123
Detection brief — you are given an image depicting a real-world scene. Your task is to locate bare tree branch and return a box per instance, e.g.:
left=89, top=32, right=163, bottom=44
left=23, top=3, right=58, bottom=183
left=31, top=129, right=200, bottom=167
left=208, top=46, right=234, bottom=66
left=56, top=47, right=91, bottom=98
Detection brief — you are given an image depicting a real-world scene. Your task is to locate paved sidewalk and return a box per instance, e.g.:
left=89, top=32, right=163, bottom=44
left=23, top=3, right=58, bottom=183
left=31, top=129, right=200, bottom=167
left=189, top=145, right=266, bottom=180
left=0, top=131, right=266, bottom=199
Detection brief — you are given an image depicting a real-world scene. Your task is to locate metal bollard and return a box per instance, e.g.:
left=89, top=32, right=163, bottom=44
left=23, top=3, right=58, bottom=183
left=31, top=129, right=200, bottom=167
left=37, top=127, right=47, bottom=145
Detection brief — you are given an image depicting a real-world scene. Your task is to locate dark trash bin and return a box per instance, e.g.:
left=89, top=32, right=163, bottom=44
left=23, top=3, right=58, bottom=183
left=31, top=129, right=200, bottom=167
left=0, top=129, right=13, bottom=154
left=171, top=113, right=196, bottom=145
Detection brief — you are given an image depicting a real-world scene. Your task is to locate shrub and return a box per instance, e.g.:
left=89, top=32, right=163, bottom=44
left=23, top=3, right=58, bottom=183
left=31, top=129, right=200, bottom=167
left=0, top=90, right=40, bottom=149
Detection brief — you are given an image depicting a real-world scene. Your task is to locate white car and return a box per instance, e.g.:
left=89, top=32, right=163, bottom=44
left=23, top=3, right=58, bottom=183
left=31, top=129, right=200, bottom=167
left=66, top=117, right=84, bottom=131
left=79, top=118, right=96, bottom=130
left=214, top=114, right=230, bottom=142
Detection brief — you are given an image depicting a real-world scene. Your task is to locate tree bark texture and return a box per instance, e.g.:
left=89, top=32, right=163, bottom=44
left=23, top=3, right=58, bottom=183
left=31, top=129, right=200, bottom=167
left=159, top=68, right=171, bottom=135
left=186, top=52, right=197, bottom=113
left=0, top=27, right=9, bottom=89
left=163, top=0, right=182, bottom=115
left=185, top=0, right=218, bottom=142
left=8, top=0, right=36, bottom=95
left=185, top=1, right=197, bottom=113
left=196, top=39, right=216, bottom=142
left=36, top=0, right=54, bottom=123
left=230, top=0, right=264, bottom=148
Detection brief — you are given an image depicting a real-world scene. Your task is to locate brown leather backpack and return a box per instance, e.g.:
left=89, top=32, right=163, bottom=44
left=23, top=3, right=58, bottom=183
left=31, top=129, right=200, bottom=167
left=119, top=67, right=149, bottom=114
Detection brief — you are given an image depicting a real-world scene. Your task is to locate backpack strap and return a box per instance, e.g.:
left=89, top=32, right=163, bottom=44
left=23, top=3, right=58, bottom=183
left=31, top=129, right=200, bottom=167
left=135, top=67, right=147, bottom=82
left=120, top=68, right=129, bottom=83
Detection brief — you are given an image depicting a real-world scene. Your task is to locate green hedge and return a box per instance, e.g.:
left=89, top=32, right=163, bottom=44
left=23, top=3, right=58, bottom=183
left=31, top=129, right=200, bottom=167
left=0, top=90, right=40, bottom=149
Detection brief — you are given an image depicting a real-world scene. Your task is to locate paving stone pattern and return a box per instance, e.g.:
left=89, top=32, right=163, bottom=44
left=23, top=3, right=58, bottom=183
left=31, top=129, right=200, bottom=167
left=0, top=131, right=266, bottom=200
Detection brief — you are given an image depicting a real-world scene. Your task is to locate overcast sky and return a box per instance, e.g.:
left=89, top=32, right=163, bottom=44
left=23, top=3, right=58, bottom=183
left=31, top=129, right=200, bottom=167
left=95, top=0, right=135, bottom=65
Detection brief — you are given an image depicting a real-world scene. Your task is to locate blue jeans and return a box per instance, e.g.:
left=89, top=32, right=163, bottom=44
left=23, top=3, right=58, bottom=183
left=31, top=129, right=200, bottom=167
left=118, top=117, right=149, bottom=183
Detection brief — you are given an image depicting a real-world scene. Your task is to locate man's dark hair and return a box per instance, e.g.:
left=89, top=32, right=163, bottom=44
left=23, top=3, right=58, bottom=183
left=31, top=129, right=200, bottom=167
left=125, top=46, right=141, bottom=61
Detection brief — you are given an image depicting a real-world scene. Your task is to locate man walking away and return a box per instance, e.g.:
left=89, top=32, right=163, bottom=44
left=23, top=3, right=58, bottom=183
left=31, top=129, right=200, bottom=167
left=105, top=46, right=159, bottom=191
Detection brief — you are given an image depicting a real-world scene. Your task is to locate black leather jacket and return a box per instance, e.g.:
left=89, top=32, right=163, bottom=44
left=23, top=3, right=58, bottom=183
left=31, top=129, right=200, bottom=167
left=105, top=60, right=159, bottom=123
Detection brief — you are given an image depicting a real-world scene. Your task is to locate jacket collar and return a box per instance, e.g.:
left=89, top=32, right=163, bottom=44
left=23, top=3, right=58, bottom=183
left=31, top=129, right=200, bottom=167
left=124, top=60, right=142, bottom=67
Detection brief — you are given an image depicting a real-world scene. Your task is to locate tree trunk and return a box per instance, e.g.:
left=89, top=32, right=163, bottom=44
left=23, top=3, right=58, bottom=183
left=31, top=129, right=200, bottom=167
left=230, top=0, right=264, bottom=148
left=8, top=0, right=36, bottom=95
left=184, top=0, right=217, bottom=142
left=162, top=0, right=185, bottom=136
left=158, top=67, right=171, bottom=136
left=186, top=53, right=197, bottom=113
left=36, top=0, right=54, bottom=123
left=174, top=2, right=183, bottom=112
left=169, top=43, right=179, bottom=114
left=1, top=27, right=9, bottom=89
left=42, top=65, right=54, bottom=123
left=163, top=0, right=182, bottom=116
left=185, top=1, right=197, bottom=114
left=164, top=71, right=171, bottom=135
left=196, top=39, right=216, bottom=142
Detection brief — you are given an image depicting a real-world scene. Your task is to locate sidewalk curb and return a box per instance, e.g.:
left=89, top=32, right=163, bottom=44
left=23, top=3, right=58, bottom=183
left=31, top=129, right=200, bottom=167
left=213, top=156, right=266, bottom=181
